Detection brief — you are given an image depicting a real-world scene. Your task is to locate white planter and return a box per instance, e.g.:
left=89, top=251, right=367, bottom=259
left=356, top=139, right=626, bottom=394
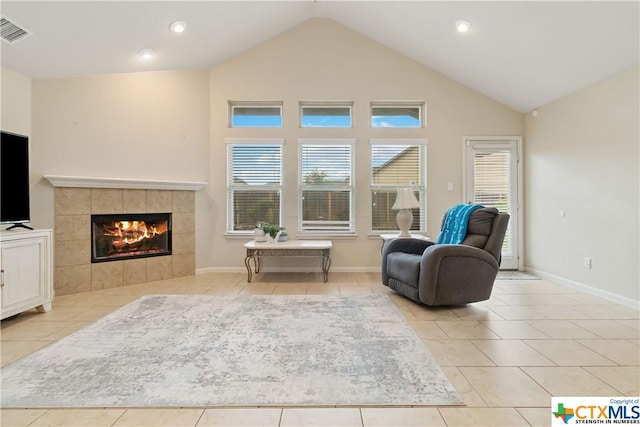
left=253, top=228, right=267, bottom=242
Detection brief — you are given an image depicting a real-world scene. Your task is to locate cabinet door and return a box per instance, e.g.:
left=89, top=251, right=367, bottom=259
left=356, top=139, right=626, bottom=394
left=1, top=236, right=47, bottom=310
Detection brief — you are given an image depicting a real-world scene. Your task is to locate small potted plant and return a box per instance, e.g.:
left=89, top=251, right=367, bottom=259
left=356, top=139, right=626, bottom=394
left=262, top=223, right=284, bottom=243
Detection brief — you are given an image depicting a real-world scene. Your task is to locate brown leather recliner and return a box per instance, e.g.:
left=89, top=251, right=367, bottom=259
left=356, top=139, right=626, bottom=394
left=381, top=207, right=510, bottom=306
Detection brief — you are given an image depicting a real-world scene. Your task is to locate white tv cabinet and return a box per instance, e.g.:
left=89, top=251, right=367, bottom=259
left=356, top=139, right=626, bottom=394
left=1, top=228, right=53, bottom=320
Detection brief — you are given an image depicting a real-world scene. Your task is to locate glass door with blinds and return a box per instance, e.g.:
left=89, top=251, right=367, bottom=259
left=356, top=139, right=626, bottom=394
left=464, top=137, right=521, bottom=270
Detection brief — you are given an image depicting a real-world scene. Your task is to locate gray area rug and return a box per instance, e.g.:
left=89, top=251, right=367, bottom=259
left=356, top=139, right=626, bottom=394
left=1, top=294, right=462, bottom=408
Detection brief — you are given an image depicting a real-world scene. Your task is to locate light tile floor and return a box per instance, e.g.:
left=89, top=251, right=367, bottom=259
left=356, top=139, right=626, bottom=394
left=1, top=272, right=638, bottom=427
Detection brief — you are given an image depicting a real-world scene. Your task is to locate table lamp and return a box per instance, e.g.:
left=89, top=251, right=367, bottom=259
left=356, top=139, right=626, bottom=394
left=391, top=187, right=420, bottom=237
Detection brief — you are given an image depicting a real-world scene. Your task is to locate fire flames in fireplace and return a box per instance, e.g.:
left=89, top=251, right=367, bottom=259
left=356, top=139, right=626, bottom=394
left=105, top=220, right=168, bottom=250
left=91, top=213, right=172, bottom=263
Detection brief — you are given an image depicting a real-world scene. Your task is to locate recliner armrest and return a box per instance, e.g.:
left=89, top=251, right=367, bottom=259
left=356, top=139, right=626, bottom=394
left=421, top=244, right=499, bottom=270
left=383, top=238, right=435, bottom=257
left=381, top=238, right=436, bottom=285
left=418, top=244, right=500, bottom=305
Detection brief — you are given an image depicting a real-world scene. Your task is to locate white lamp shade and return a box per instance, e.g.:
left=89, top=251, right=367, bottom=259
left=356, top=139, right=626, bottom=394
left=392, top=188, right=420, bottom=210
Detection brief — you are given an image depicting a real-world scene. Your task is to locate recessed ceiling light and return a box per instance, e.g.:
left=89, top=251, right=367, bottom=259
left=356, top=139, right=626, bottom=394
left=455, top=20, right=471, bottom=33
left=138, top=48, right=155, bottom=60
left=170, top=20, right=186, bottom=33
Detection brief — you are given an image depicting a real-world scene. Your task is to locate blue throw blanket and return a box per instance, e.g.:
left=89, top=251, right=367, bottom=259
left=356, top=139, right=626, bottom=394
left=436, top=204, right=484, bottom=244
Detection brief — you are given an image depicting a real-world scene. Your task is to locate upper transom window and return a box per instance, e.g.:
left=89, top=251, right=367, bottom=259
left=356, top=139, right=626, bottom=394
left=370, top=102, right=425, bottom=128
left=229, top=102, right=283, bottom=128
left=300, top=102, right=353, bottom=128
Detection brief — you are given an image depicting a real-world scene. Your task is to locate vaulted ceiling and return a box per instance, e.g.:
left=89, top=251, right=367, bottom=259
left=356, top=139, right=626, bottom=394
left=1, top=1, right=638, bottom=113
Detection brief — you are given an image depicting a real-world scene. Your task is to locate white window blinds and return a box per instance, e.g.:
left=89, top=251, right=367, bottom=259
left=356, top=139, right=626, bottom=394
left=472, top=149, right=513, bottom=256
left=298, top=139, right=354, bottom=232
left=227, top=140, right=283, bottom=232
left=370, top=139, right=427, bottom=232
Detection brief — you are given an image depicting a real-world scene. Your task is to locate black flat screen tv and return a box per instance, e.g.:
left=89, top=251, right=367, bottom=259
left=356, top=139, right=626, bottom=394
left=1, top=131, right=33, bottom=230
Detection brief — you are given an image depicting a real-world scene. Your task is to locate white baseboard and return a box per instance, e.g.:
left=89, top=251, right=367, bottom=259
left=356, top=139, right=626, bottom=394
left=196, top=266, right=380, bottom=275
left=526, top=267, right=640, bottom=310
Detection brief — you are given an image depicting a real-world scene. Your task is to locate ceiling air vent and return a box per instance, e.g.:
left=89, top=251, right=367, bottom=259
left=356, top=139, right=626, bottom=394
left=1, top=17, right=30, bottom=44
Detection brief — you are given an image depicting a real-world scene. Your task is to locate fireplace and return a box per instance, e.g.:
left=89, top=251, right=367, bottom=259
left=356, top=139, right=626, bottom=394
left=91, top=213, right=172, bottom=263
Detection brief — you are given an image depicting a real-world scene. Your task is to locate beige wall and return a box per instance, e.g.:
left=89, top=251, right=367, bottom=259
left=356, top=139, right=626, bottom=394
left=524, top=65, right=639, bottom=302
left=29, top=70, right=210, bottom=234
left=203, top=18, right=523, bottom=270
left=1, top=67, right=31, bottom=136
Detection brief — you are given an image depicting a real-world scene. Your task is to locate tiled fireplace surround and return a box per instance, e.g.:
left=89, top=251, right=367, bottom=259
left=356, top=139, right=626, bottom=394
left=54, top=187, right=196, bottom=296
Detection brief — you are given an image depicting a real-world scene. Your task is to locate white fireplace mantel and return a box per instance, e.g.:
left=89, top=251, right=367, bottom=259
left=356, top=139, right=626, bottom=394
left=43, top=175, right=206, bottom=191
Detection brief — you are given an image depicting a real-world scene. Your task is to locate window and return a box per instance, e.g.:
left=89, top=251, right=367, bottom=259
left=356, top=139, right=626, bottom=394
left=370, top=102, right=425, bottom=128
left=298, top=139, right=355, bottom=233
left=227, top=139, right=283, bottom=232
left=370, top=139, right=427, bottom=233
left=300, top=102, right=353, bottom=128
left=229, top=102, right=283, bottom=127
